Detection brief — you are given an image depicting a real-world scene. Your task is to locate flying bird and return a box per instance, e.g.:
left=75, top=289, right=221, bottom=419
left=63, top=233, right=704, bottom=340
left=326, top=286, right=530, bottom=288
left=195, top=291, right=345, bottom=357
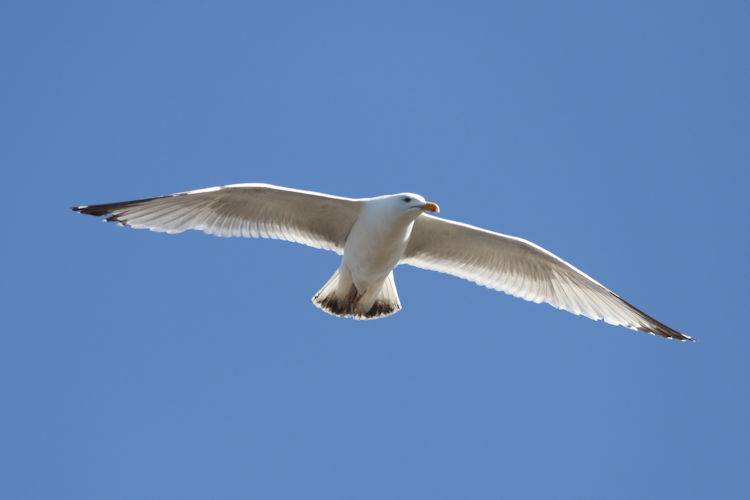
left=72, top=183, right=692, bottom=341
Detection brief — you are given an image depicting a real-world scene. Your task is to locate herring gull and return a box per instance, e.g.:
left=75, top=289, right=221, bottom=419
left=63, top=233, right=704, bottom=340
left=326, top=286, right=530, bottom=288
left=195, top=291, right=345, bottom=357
left=72, top=183, right=692, bottom=341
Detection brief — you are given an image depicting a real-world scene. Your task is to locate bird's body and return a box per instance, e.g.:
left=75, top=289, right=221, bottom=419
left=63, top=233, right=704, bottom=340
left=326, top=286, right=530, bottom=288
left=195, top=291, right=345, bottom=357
left=315, top=193, right=431, bottom=318
left=73, top=183, right=693, bottom=341
left=343, top=194, right=415, bottom=287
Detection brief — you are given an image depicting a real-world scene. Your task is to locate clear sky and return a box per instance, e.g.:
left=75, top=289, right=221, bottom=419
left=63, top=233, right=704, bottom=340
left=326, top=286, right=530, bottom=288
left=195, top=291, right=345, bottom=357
left=3, top=1, right=749, bottom=499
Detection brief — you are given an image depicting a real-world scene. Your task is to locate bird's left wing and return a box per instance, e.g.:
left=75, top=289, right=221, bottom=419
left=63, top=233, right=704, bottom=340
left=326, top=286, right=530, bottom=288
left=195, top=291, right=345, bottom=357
left=73, top=183, right=362, bottom=254
left=401, top=214, right=692, bottom=341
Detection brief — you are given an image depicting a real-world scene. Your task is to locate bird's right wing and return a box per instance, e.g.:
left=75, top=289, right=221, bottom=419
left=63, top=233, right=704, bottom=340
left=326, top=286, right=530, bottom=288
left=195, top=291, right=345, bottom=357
left=402, top=214, right=692, bottom=341
left=73, top=183, right=362, bottom=254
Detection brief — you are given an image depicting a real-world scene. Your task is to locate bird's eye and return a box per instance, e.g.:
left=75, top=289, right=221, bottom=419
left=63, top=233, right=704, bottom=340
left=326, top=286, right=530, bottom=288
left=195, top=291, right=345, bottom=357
left=403, top=197, right=412, bottom=203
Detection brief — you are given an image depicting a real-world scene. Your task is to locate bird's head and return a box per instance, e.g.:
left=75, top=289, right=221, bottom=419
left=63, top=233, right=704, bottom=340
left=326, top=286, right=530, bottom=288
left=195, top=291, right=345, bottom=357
left=386, top=193, right=440, bottom=217
left=363, top=193, right=440, bottom=224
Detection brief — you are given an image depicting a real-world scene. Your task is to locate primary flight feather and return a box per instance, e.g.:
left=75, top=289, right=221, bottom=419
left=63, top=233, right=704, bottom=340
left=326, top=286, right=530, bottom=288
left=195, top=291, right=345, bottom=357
left=72, top=183, right=692, bottom=341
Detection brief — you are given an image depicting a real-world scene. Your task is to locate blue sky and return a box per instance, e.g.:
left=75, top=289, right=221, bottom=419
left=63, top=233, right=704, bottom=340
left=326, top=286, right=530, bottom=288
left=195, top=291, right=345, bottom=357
left=3, top=1, right=749, bottom=498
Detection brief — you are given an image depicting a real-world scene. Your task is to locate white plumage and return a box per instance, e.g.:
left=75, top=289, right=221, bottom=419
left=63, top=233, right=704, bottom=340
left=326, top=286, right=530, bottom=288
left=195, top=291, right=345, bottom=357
left=73, top=183, right=692, bottom=341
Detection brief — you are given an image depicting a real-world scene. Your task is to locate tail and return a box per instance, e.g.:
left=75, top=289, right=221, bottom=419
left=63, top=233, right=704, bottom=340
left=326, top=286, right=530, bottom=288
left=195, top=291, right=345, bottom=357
left=312, top=270, right=402, bottom=320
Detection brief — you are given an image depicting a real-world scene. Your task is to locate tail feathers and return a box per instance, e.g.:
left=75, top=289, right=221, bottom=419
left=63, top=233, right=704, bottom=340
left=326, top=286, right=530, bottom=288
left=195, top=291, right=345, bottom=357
left=312, top=270, right=402, bottom=320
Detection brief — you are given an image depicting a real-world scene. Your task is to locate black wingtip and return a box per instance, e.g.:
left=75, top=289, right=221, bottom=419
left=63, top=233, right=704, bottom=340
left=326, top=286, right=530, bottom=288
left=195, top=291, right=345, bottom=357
left=71, top=194, right=167, bottom=218
left=72, top=204, right=115, bottom=216
left=635, top=321, right=694, bottom=342
left=667, top=332, right=695, bottom=342
left=638, top=319, right=694, bottom=342
left=606, top=291, right=694, bottom=342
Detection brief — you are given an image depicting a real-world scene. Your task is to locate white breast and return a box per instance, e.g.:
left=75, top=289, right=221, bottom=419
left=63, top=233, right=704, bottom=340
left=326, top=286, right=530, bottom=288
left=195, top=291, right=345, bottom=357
left=342, top=204, right=415, bottom=287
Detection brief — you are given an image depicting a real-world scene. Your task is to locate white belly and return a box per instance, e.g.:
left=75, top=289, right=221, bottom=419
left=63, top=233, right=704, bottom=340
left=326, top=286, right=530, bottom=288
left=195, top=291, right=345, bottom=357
left=342, top=215, right=413, bottom=289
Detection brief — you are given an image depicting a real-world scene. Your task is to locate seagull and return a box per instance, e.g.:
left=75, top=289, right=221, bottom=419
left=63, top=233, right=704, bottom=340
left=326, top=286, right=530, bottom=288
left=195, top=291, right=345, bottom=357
left=72, top=183, right=692, bottom=341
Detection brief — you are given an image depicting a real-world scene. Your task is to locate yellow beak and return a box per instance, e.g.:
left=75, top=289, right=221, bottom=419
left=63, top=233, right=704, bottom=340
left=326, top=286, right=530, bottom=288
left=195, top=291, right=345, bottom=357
left=420, top=201, right=440, bottom=213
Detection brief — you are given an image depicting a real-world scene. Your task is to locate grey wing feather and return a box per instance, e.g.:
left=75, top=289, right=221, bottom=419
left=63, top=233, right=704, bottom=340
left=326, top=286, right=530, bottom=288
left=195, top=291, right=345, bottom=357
left=402, top=214, right=692, bottom=341
left=72, top=183, right=362, bottom=254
